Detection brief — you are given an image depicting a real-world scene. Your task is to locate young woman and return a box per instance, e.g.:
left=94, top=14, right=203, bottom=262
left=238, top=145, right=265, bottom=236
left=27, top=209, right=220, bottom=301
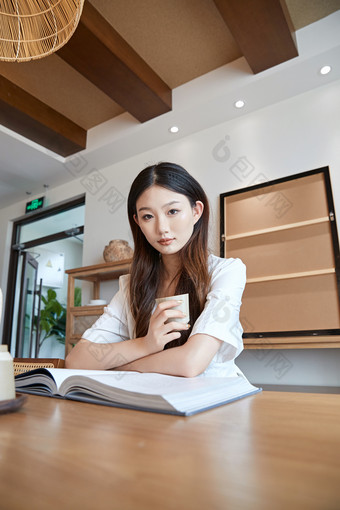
left=66, top=162, right=246, bottom=378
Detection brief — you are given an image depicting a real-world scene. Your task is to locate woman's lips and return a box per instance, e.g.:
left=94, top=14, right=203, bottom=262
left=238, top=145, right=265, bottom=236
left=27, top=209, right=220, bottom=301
left=158, top=238, right=174, bottom=245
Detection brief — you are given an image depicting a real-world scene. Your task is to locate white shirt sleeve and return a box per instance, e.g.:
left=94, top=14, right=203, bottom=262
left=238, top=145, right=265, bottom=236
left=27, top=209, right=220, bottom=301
left=81, top=257, right=246, bottom=367
left=190, top=257, right=246, bottom=362
left=81, top=275, right=131, bottom=343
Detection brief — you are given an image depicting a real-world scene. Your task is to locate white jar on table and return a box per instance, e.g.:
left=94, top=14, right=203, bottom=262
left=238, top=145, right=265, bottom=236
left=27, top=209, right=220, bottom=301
left=0, top=345, right=16, bottom=401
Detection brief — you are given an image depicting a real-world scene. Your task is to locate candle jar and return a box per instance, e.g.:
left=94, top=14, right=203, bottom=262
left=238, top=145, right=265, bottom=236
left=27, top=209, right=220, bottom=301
left=0, top=345, right=16, bottom=401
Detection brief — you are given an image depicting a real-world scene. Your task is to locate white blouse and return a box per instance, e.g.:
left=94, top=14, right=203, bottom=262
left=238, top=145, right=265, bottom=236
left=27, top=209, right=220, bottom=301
left=82, top=254, right=247, bottom=378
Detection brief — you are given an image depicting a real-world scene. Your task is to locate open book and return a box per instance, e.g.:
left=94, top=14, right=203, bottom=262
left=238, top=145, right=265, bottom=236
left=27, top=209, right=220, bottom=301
left=15, top=368, right=261, bottom=416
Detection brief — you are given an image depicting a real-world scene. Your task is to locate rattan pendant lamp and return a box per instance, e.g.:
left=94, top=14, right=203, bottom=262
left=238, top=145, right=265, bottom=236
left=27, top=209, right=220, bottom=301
left=0, top=0, right=85, bottom=62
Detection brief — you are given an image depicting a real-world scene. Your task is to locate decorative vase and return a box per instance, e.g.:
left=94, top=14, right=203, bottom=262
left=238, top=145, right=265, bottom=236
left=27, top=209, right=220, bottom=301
left=103, top=240, right=133, bottom=262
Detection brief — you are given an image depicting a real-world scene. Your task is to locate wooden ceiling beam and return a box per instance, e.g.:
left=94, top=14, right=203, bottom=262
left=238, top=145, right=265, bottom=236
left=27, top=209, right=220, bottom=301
left=213, top=0, right=298, bottom=73
left=57, top=2, right=172, bottom=123
left=0, top=75, right=87, bottom=157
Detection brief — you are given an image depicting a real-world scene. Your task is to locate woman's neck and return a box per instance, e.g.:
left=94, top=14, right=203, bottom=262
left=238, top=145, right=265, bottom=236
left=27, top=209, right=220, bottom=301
left=158, top=254, right=181, bottom=297
left=161, top=254, right=180, bottom=280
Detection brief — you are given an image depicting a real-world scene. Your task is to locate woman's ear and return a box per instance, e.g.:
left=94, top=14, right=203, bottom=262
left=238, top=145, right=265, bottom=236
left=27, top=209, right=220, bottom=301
left=133, top=213, right=139, bottom=226
left=193, top=201, right=204, bottom=224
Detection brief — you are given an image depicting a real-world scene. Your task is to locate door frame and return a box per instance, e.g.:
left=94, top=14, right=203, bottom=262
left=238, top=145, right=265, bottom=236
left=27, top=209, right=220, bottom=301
left=2, top=194, right=85, bottom=351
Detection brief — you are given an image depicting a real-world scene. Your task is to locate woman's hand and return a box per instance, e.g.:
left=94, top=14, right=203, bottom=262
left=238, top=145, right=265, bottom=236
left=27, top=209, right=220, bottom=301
left=144, top=300, right=189, bottom=353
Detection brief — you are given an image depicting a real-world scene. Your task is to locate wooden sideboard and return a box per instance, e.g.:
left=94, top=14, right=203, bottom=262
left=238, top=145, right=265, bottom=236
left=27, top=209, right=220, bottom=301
left=65, top=259, right=131, bottom=356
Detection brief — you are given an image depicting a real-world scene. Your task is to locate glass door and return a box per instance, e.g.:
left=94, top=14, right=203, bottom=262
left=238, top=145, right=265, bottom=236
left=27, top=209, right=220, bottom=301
left=3, top=195, right=85, bottom=358
left=16, top=252, right=40, bottom=357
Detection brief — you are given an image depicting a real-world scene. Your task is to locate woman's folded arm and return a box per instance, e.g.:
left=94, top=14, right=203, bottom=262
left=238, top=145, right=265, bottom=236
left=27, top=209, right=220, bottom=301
left=113, top=334, right=222, bottom=377
left=65, top=337, right=153, bottom=370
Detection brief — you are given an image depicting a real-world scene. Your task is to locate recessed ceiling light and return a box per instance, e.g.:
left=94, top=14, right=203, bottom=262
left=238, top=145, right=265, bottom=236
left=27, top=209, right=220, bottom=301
left=320, top=65, right=332, bottom=75
left=169, top=126, right=179, bottom=133
left=234, top=100, right=245, bottom=109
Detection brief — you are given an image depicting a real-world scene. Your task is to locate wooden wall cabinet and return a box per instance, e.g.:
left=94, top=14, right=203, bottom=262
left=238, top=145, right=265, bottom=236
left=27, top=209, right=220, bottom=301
left=65, top=259, right=131, bottom=357
left=220, top=167, right=340, bottom=349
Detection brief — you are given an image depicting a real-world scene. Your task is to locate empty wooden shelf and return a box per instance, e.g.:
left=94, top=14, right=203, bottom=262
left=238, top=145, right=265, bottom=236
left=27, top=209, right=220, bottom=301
left=220, top=167, right=340, bottom=349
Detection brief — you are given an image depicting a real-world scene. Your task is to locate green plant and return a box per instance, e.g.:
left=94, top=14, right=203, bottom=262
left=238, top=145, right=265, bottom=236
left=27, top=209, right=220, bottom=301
left=38, top=288, right=66, bottom=347
left=36, top=287, right=81, bottom=349
left=74, top=286, right=82, bottom=307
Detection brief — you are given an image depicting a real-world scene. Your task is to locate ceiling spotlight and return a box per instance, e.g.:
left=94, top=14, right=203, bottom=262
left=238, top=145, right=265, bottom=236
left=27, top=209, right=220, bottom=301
left=169, top=126, right=179, bottom=133
left=234, top=100, right=245, bottom=109
left=320, top=65, right=332, bottom=75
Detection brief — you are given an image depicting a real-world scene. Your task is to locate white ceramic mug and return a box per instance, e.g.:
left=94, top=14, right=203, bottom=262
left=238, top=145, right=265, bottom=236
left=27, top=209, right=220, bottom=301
left=89, top=299, right=107, bottom=306
left=155, top=293, right=190, bottom=324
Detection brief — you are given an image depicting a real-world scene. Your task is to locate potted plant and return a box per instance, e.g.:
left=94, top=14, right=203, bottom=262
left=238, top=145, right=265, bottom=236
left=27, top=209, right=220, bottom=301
left=38, top=287, right=81, bottom=350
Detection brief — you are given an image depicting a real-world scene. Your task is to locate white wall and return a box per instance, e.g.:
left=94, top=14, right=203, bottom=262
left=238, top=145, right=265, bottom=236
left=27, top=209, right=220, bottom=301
left=1, top=79, right=340, bottom=386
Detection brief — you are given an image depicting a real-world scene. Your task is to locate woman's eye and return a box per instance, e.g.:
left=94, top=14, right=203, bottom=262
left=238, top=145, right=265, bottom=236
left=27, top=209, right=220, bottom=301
left=142, top=214, right=153, bottom=221
left=168, top=209, right=179, bottom=215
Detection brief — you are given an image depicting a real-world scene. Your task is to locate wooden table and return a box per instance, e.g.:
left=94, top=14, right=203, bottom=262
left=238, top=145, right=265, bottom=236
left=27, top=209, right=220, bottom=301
left=0, top=391, right=339, bottom=510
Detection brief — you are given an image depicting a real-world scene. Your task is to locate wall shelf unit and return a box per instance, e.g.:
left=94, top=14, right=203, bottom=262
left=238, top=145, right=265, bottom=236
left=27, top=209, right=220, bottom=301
left=223, top=216, right=330, bottom=241
left=65, top=259, right=132, bottom=356
left=220, top=167, right=340, bottom=349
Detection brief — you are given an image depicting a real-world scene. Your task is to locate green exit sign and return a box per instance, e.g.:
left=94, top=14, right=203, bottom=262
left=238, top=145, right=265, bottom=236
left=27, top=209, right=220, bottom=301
left=25, top=196, right=45, bottom=213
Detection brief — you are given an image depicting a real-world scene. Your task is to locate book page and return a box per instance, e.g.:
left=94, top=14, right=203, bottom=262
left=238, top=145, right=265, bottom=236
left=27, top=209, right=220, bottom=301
left=46, top=369, right=119, bottom=391
left=16, top=368, right=261, bottom=415
left=59, top=370, right=257, bottom=397
left=59, top=372, right=260, bottom=414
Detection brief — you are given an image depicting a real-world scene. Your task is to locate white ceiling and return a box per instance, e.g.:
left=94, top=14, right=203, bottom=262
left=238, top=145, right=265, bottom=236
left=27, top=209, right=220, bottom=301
left=0, top=9, right=339, bottom=210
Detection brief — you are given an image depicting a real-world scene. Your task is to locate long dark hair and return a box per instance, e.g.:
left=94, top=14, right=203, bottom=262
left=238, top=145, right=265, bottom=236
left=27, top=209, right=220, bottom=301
left=127, top=162, right=211, bottom=348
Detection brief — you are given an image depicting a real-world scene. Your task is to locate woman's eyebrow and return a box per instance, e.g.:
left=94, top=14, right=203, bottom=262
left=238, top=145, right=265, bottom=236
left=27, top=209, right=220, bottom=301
left=162, top=200, right=181, bottom=209
left=138, top=200, right=181, bottom=212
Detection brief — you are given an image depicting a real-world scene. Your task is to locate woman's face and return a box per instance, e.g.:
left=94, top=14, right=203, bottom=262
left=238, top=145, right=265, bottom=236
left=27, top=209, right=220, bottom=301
left=134, top=185, right=203, bottom=257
